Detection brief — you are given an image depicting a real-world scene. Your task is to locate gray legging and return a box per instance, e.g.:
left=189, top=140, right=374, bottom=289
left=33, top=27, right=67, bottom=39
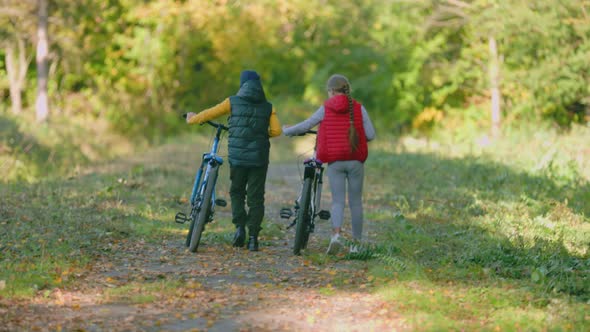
left=327, top=160, right=364, bottom=240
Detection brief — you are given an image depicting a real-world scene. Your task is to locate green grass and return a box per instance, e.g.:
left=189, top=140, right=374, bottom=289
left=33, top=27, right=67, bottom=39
left=353, top=123, right=590, bottom=330
left=1, top=110, right=589, bottom=330
left=0, top=133, right=218, bottom=297
left=102, top=279, right=184, bottom=304
left=0, top=112, right=139, bottom=182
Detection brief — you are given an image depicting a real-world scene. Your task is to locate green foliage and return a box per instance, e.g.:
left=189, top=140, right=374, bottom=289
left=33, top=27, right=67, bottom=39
left=490, top=0, right=590, bottom=125
left=2, top=0, right=589, bottom=138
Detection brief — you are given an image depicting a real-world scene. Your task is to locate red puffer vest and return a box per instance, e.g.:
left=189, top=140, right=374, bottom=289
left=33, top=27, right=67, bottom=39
left=317, top=94, right=368, bottom=163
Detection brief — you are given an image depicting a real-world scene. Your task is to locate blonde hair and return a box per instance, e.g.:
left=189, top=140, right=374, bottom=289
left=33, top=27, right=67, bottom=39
left=327, top=74, right=359, bottom=152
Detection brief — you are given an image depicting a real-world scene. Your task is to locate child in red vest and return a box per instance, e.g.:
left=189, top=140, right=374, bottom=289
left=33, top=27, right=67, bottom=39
left=282, top=74, right=376, bottom=254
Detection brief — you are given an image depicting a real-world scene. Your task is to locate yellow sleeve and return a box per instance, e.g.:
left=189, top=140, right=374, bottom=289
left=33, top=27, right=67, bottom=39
left=187, top=98, right=231, bottom=125
left=268, top=107, right=282, bottom=137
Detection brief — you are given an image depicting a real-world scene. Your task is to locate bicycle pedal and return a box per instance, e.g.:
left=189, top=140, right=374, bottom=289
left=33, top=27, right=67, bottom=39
left=280, top=207, right=293, bottom=219
left=175, top=212, right=189, bottom=224
left=318, top=210, right=331, bottom=220
left=215, top=198, right=227, bottom=207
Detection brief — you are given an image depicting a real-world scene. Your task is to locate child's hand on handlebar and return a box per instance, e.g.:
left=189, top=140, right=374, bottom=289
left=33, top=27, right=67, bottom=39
left=184, top=112, right=197, bottom=123
left=282, top=125, right=295, bottom=136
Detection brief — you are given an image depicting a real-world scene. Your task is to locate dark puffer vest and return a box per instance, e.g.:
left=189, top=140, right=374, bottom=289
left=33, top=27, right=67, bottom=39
left=228, top=79, right=272, bottom=167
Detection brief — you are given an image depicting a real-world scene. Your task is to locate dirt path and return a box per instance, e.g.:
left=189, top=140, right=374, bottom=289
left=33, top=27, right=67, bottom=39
left=1, top=163, right=403, bottom=332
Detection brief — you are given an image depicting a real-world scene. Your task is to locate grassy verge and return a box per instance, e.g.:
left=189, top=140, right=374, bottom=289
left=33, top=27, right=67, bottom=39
left=353, top=124, right=590, bottom=330
left=0, top=130, right=218, bottom=297
left=0, top=112, right=140, bottom=182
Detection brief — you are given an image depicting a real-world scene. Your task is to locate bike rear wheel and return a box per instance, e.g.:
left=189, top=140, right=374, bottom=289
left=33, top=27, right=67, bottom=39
left=294, top=177, right=312, bottom=255
left=188, top=166, right=219, bottom=253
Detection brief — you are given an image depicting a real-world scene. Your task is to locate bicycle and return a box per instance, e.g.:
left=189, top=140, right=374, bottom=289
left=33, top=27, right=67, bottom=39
left=280, top=130, right=331, bottom=255
left=175, top=117, right=229, bottom=253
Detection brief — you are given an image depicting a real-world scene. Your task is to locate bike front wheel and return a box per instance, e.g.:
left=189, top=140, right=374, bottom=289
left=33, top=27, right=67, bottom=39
left=188, top=166, right=219, bottom=253
left=294, top=177, right=312, bottom=255
left=185, top=206, right=196, bottom=247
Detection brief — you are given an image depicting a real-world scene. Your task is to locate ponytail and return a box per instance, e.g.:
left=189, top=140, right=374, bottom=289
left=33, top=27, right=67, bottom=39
left=344, top=85, right=359, bottom=153
left=327, top=74, right=359, bottom=153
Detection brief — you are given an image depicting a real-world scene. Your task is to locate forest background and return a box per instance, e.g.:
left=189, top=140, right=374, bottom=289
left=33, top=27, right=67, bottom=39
left=1, top=0, right=589, bottom=181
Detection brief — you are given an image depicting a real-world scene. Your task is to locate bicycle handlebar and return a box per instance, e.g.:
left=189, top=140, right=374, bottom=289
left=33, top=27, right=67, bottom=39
left=205, top=121, right=229, bottom=131
left=295, top=130, right=317, bottom=136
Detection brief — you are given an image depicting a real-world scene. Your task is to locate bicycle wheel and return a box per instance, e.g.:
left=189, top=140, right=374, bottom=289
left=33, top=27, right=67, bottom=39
left=185, top=205, right=196, bottom=247
left=188, top=166, right=219, bottom=253
left=294, top=177, right=312, bottom=255
left=185, top=198, right=203, bottom=247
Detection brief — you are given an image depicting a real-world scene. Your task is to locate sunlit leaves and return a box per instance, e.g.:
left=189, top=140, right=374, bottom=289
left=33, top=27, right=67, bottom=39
left=1, top=0, right=589, bottom=136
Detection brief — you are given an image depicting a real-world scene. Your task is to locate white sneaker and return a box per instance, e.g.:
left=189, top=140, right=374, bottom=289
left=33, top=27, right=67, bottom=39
left=326, top=234, right=343, bottom=255
left=349, top=244, right=360, bottom=254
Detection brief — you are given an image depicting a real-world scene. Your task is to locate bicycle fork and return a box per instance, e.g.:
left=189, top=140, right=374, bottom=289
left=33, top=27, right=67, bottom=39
left=175, top=156, right=226, bottom=224
left=308, top=167, right=331, bottom=232
left=175, top=160, right=206, bottom=224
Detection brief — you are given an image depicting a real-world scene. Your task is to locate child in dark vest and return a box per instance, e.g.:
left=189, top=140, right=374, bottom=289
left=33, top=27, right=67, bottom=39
left=282, top=74, right=376, bottom=254
left=186, top=70, right=282, bottom=251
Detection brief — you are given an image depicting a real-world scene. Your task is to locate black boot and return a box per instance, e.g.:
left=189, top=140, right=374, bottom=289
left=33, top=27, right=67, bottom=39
left=232, top=226, right=246, bottom=247
left=247, top=235, right=259, bottom=252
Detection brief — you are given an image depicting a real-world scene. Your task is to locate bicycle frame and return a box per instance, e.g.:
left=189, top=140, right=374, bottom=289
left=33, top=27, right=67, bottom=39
left=299, top=157, right=326, bottom=232
left=190, top=122, right=226, bottom=210
left=280, top=130, right=330, bottom=255
left=175, top=121, right=228, bottom=250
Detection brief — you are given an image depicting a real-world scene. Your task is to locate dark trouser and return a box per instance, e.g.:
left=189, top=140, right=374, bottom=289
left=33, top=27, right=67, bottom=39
left=229, top=165, right=268, bottom=237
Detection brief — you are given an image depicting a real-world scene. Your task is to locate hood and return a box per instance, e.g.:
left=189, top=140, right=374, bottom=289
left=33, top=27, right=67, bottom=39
left=324, top=94, right=350, bottom=113
left=236, top=79, right=267, bottom=103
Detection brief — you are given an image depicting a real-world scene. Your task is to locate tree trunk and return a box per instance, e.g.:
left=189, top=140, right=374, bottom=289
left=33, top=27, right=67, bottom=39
left=5, top=37, right=27, bottom=115
left=488, top=35, right=501, bottom=138
left=35, top=0, right=49, bottom=122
